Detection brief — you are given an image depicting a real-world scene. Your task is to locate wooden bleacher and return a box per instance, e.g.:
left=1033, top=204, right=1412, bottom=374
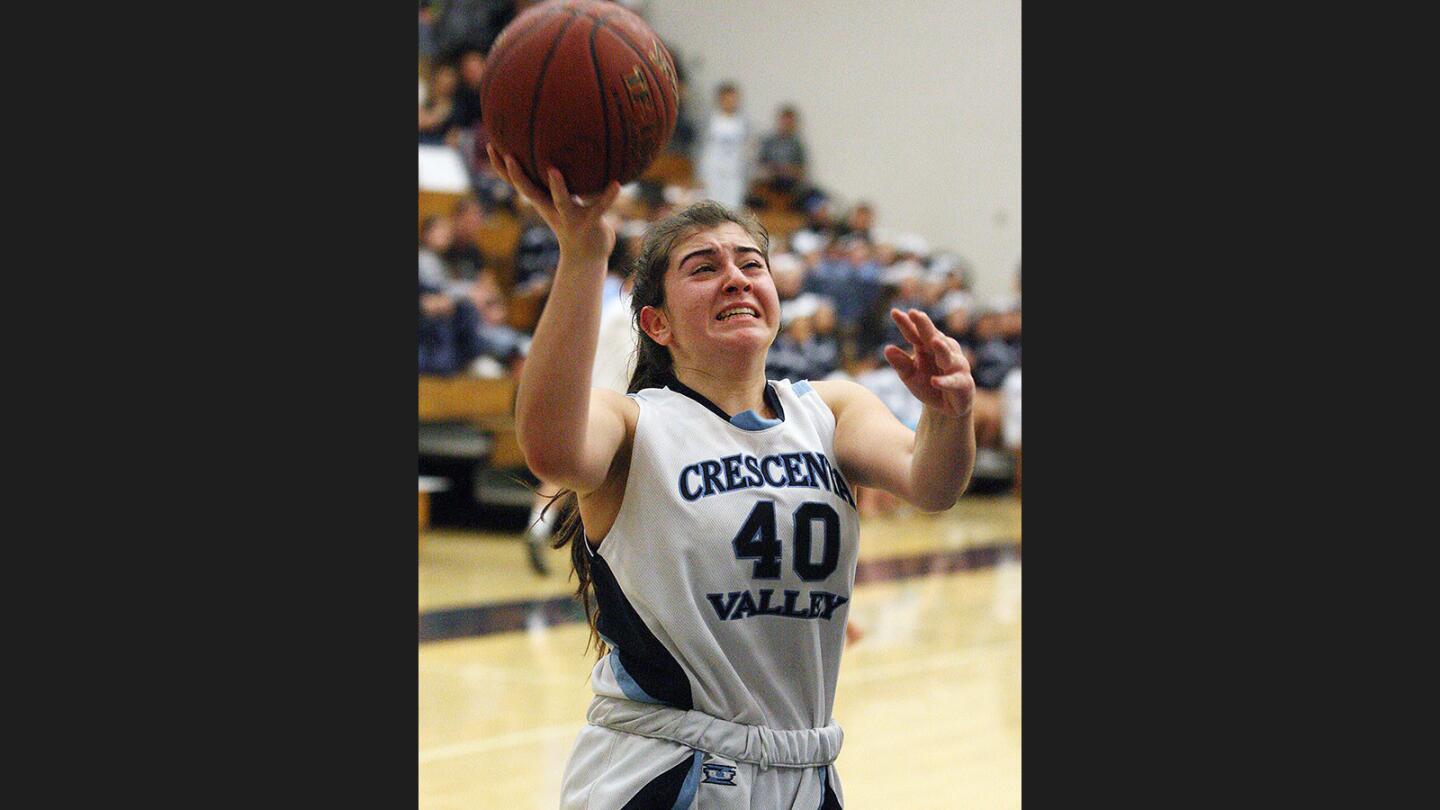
left=756, top=208, right=806, bottom=242
left=418, top=189, right=464, bottom=236
left=418, top=375, right=527, bottom=469
left=747, top=184, right=807, bottom=243
left=641, top=151, right=694, bottom=187
left=475, top=212, right=521, bottom=291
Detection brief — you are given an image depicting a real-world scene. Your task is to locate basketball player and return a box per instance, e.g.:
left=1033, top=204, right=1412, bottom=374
left=487, top=144, right=975, bottom=809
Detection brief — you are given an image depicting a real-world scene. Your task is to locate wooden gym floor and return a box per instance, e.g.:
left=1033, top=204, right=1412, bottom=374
left=419, top=495, right=1021, bottom=808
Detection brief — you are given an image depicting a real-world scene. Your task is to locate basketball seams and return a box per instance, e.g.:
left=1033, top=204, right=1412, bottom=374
left=525, top=13, right=584, bottom=189
left=593, top=23, right=673, bottom=179
left=480, top=6, right=568, bottom=106
left=614, top=83, right=630, bottom=184
left=594, top=20, right=676, bottom=137
left=483, top=9, right=559, bottom=77
left=587, top=22, right=613, bottom=190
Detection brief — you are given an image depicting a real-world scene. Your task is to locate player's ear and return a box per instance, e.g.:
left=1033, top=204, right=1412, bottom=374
left=639, top=305, right=671, bottom=346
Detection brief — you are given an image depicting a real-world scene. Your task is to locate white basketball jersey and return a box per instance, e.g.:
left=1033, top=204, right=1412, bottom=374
left=587, top=378, right=860, bottom=732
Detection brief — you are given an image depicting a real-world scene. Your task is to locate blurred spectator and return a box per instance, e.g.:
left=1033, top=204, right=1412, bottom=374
left=844, top=237, right=884, bottom=330
left=450, top=49, right=487, bottom=133
left=853, top=347, right=923, bottom=429
left=443, top=196, right=488, bottom=281
left=433, top=0, right=513, bottom=60
left=939, top=296, right=977, bottom=349
left=808, top=301, right=842, bottom=377
left=770, top=301, right=843, bottom=382
left=892, top=232, right=930, bottom=263
left=617, top=218, right=651, bottom=275
left=971, top=306, right=1021, bottom=391
left=837, top=201, right=875, bottom=242
left=464, top=266, right=503, bottom=314
left=512, top=197, right=560, bottom=296
left=766, top=319, right=811, bottom=383
left=1002, top=365, right=1022, bottom=496
left=664, top=42, right=698, bottom=156
left=792, top=195, right=842, bottom=251
left=756, top=105, right=809, bottom=209
left=806, top=236, right=882, bottom=340
left=419, top=3, right=440, bottom=61
left=631, top=179, right=667, bottom=220
left=696, top=82, right=752, bottom=209
left=419, top=278, right=485, bottom=376
left=843, top=347, right=924, bottom=516
left=965, top=303, right=1020, bottom=449
left=593, top=274, right=638, bottom=395
left=918, top=269, right=949, bottom=314
left=932, top=255, right=975, bottom=319
left=602, top=221, right=631, bottom=309
left=803, top=247, right=846, bottom=311
left=466, top=114, right=512, bottom=212
left=876, top=260, right=931, bottom=349
left=418, top=215, right=459, bottom=292
left=417, top=3, right=437, bottom=61
left=1002, top=366, right=1021, bottom=451
left=770, top=252, right=805, bottom=302
left=418, top=64, right=459, bottom=145
left=473, top=291, right=529, bottom=374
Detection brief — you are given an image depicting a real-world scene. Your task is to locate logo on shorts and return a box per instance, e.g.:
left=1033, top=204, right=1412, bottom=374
left=701, top=763, right=738, bottom=786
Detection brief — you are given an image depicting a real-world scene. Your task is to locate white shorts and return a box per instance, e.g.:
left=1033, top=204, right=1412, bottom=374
left=559, top=724, right=843, bottom=809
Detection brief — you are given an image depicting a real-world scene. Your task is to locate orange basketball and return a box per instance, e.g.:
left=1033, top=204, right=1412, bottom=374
left=481, top=0, right=679, bottom=196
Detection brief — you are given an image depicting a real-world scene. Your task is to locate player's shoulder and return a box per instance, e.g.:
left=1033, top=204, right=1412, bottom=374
left=774, top=378, right=864, bottom=429
left=808, top=378, right=874, bottom=412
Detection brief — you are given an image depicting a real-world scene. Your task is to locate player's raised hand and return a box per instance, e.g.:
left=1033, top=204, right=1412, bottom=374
left=883, top=308, right=975, bottom=419
left=487, top=144, right=620, bottom=262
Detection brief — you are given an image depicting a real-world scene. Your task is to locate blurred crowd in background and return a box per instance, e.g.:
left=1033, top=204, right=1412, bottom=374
left=418, top=0, right=1022, bottom=472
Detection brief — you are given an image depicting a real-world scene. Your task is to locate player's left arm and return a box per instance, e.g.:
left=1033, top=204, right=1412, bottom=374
left=815, top=308, right=976, bottom=513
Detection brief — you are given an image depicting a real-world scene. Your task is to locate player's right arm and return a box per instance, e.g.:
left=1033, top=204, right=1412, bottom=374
left=487, top=146, right=631, bottom=496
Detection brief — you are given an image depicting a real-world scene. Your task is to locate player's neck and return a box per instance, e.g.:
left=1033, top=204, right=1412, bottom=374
left=671, top=365, right=773, bottom=420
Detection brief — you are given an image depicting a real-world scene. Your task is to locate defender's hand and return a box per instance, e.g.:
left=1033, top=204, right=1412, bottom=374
left=883, top=308, right=975, bottom=419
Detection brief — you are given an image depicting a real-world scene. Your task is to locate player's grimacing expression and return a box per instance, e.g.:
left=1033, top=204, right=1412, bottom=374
left=645, top=223, right=780, bottom=360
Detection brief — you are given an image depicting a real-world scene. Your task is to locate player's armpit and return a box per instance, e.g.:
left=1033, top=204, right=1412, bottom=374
left=521, top=387, right=637, bottom=497
left=812, top=380, right=919, bottom=503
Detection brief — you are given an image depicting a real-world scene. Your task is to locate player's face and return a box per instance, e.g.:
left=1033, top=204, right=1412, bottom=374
left=661, top=223, right=780, bottom=359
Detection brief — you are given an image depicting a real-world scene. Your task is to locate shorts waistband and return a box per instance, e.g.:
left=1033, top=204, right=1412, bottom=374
left=585, top=695, right=843, bottom=770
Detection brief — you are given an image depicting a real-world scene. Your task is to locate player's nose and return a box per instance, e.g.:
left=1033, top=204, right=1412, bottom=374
left=721, top=262, right=751, bottom=293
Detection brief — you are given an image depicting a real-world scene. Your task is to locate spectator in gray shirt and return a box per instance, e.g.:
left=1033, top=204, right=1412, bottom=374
left=756, top=105, right=810, bottom=209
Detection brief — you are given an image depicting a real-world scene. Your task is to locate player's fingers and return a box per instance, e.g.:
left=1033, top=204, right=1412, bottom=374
left=931, top=335, right=966, bottom=372
left=883, top=344, right=916, bottom=377
left=486, top=143, right=506, bottom=180
left=595, top=180, right=622, bottom=213
left=504, top=154, right=549, bottom=207
left=951, top=339, right=971, bottom=371
left=931, top=371, right=974, bottom=390
left=570, top=180, right=621, bottom=217
left=545, top=167, right=577, bottom=214
left=909, top=309, right=943, bottom=343
left=890, top=308, right=924, bottom=348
